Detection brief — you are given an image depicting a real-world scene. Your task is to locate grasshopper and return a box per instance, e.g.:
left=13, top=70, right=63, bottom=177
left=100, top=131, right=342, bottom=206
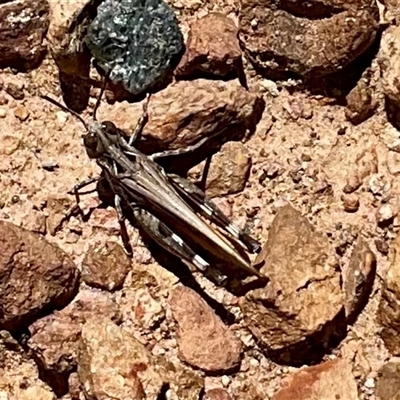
left=42, top=92, right=264, bottom=285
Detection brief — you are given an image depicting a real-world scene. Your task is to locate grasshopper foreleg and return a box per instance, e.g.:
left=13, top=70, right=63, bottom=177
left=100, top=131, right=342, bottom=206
left=128, top=94, right=151, bottom=146
left=52, top=175, right=103, bottom=234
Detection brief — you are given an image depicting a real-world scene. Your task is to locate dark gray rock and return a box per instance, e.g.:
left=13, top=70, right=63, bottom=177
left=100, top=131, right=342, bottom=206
left=85, top=0, right=184, bottom=95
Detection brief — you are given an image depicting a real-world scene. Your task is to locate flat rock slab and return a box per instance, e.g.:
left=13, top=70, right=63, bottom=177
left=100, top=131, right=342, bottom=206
left=240, top=205, right=344, bottom=365
left=0, top=221, right=79, bottom=332
left=239, top=0, right=379, bottom=78
left=378, top=230, right=400, bottom=354
left=379, top=26, right=400, bottom=109
left=78, top=320, right=164, bottom=400
left=169, top=286, right=243, bottom=373
left=272, top=359, right=358, bottom=400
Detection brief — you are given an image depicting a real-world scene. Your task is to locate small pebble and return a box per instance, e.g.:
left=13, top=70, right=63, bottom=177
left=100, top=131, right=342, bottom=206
left=0, top=93, right=8, bottom=105
left=364, top=377, right=375, bottom=389
left=11, top=195, right=20, bottom=204
left=374, top=238, right=389, bottom=255
left=343, top=172, right=362, bottom=193
left=56, top=110, right=68, bottom=124
left=377, top=203, right=396, bottom=223
left=221, top=376, right=231, bottom=387
left=342, top=193, right=360, bottom=212
left=41, top=160, right=59, bottom=171
left=0, top=108, right=6, bottom=118
left=14, top=106, right=29, bottom=121
left=5, top=82, right=24, bottom=100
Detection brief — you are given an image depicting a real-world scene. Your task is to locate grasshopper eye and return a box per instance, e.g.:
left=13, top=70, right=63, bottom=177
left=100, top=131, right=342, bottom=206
left=102, top=121, right=118, bottom=135
left=82, top=133, right=97, bottom=150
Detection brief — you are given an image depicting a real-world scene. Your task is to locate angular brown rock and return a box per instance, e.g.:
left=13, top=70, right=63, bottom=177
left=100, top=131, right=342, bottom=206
left=378, top=231, right=400, bottom=354
left=376, top=362, right=400, bottom=400
left=272, top=359, right=358, bottom=400
left=47, top=0, right=92, bottom=111
left=205, top=141, right=252, bottom=198
left=78, top=320, right=164, bottom=400
left=118, top=271, right=165, bottom=330
left=379, top=26, right=400, bottom=109
left=239, top=0, right=379, bottom=78
left=154, top=356, right=204, bottom=400
left=0, top=0, right=49, bottom=70
left=342, top=238, right=376, bottom=321
left=169, top=286, right=242, bottom=372
left=240, top=205, right=343, bottom=365
left=176, top=13, right=242, bottom=79
left=0, top=221, right=79, bottom=332
left=82, top=241, right=131, bottom=291
left=0, top=331, right=56, bottom=399
left=101, top=79, right=265, bottom=161
left=345, top=72, right=377, bottom=125
left=28, top=290, right=121, bottom=397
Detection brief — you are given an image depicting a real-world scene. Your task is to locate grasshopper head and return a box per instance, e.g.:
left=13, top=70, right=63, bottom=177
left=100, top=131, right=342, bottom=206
left=82, top=121, right=107, bottom=159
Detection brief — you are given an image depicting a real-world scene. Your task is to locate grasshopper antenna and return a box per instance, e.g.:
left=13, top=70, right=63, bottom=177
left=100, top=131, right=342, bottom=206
left=92, top=72, right=110, bottom=121
left=41, top=95, right=88, bottom=130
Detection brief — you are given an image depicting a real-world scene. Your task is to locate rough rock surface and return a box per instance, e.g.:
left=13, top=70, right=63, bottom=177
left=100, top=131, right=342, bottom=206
left=271, top=359, right=358, bottom=400
left=378, top=230, right=400, bottom=354
left=78, top=320, right=164, bottom=400
left=47, top=0, right=92, bottom=76
left=0, top=0, right=50, bottom=70
left=240, top=205, right=343, bottom=365
left=176, top=13, right=242, bottom=79
left=118, top=271, right=165, bottom=331
left=85, top=0, right=184, bottom=95
left=154, top=356, right=204, bottom=400
left=205, top=141, right=252, bottom=198
left=375, top=362, right=400, bottom=400
left=345, top=71, right=377, bottom=125
left=379, top=25, right=400, bottom=108
left=169, top=286, right=242, bottom=372
left=28, top=290, right=121, bottom=397
left=81, top=241, right=131, bottom=291
left=0, top=331, right=56, bottom=400
left=239, top=0, right=379, bottom=77
left=100, top=79, right=265, bottom=156
left=0, top=221, right=79, bottom=332
left=47, top=0, right=93, bottom=111
left=343, top=238, right=376, bottom=320
left=204, top=388, right=233, bottom=400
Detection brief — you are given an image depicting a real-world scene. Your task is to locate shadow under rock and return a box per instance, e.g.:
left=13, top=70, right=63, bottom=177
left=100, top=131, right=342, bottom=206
left=258, top=304, right=348, bottom=367
left=306, top=29, right=382, bottom=101
left=247, top=27, right=382, bottom=103
left=385, top=96, right=400, bottom=132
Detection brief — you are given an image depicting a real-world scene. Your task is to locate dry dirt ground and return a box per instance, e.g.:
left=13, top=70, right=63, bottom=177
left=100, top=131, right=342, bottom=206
left=0, top=0, right=400, bottom=399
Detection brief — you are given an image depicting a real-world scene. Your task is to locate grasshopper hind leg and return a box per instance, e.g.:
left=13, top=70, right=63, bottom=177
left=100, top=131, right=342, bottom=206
left=168, top=173, right=262, bottom=254
left=132, top=207, right=228, bottom=286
